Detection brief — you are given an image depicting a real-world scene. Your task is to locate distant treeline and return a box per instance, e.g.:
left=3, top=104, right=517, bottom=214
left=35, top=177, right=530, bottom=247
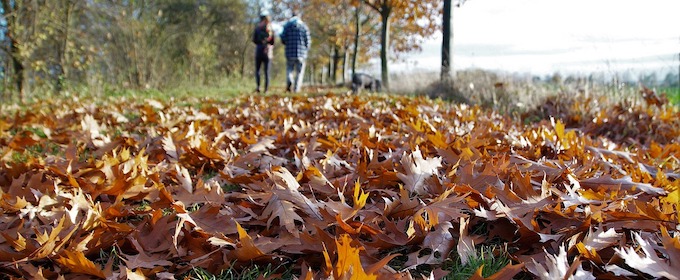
left=535, top=71, right=680, bottom=88
left=0, top=0, right=457, bottom=101
left=0, top=1, right=258, bottom=100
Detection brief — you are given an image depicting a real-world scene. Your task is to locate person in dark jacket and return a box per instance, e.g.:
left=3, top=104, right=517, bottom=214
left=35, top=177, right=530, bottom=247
left=252, top=13, right=274, bottom=93
left=280, top=12, right=311, bottom=93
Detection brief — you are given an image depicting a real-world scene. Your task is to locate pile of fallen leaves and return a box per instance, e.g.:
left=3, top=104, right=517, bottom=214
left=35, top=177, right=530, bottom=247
left=525, top=87, right=680, bottom=146
left=1, top=92, right=679, bottom=279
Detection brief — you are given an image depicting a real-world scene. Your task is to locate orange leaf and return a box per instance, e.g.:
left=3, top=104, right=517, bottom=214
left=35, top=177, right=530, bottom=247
left=327, top=234, right=377, bottom=280
left=365, top=253, right=400, bottom=275
left=322, top=243, right=333, bottom=277
left=56, top=250, right=105, bottom=278
left=234, top=222, right=264, bottom=261
left=470, top=263, right=524, bottom=280
left=336, top=214, right=360, bottom=234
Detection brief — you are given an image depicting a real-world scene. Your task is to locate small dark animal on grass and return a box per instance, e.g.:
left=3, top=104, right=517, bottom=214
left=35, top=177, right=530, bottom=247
left=351, top=73, right=382, bottom=93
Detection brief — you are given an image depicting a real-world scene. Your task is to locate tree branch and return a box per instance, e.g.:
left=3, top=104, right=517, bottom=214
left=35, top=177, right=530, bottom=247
left=361, top=0, right=381, bottom=13
left=0, top=45, right=11, bottom=55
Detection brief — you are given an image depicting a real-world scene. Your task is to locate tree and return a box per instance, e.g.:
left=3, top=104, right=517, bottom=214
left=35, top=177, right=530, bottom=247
left=304, top=0, right=349, bottom=85
left=350, top=4, right=379, bottom=79
left=0, top=0, right=301, bottom=100
left=45, top=0, right=90, bottom=92
left=0, top=0, right=86, bottom=98
left=441, top=0, right=453, bottom=82
left=85, top=0, right=249, bottom=89
left=351, top=5, right=361, bottom=77
left=352, top=0, right=441, bottom=91
left=442, top=0, right=466, bottom=88
left=1, top=0, right=27, bottom=100
left=159, top=0, right=249, bottom=83
left=0, top=1, right=69, bottom=98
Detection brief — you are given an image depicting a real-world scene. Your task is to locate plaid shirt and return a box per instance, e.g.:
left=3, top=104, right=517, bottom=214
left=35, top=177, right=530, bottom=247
left=281, top=17, right=311, bottom=59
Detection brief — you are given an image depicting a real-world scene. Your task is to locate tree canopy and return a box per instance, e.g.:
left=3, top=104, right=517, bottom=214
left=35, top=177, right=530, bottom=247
left=0, top=0, right=251, bottom=100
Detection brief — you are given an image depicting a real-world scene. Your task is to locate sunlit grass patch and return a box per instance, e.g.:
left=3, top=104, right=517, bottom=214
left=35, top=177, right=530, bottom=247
left=182, top=263, right=295, bottom=280
left=443, top=245, right=511, bottom=280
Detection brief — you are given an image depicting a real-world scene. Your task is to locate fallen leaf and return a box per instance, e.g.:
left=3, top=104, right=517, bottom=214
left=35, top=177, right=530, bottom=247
left=397, top=147, right=442, bottom=195
left=613, top=232, right=680, bottom=279
left=233, top=222, right=265, bottom=261
left=56, top=250, right=105, bottom=278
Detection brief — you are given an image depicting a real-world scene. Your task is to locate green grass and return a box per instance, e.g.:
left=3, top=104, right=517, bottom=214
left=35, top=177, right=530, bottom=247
left=9, top=142, right=62, bottom=163
left=95, top=246, right=123, bottom=272
left=26, top=142, right=62, bottom=157
left=10, top=151, right=29, bottom=163
left=661, top=87, right=680, bottom=105
left=101, top=78, right=250, bottom=101
left=182, top=263, right=295, bottom=280
left=0, top=77, right=257, bottom=108
left=2, top=74, right=355, bottom=111
left=26, top=126, right=48, bottom=138
left=443, top=245, right=510, bottom=280
left=175, top=244, right=511, bottom=280
left=221, top=184, right=242, bottom=192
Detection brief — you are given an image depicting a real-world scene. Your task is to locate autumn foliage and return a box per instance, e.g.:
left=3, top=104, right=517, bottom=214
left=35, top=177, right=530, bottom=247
left=1, top=92, right=680, bottom=279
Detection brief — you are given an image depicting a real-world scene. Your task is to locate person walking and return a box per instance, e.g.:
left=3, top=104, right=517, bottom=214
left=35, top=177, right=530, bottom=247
left=280, top=12, right=311, bottom=93
left=252, top=13, right=275, bottom=93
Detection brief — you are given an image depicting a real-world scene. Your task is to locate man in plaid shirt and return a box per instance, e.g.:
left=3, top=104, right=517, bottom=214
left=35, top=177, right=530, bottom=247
left=281, top=12, right=311, bottom=93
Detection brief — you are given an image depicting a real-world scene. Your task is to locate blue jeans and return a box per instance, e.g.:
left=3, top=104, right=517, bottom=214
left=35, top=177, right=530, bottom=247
left=286, top=58, right=306, bottom=92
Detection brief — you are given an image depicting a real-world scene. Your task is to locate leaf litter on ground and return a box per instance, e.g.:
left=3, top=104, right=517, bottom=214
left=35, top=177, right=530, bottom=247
left=0, top=91, right=679, bottom=279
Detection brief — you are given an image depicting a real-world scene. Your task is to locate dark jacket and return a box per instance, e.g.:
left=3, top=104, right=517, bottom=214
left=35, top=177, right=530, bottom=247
left=252, top=22, right=274, bottom=59
left=280, top=17, right=311, bottom=59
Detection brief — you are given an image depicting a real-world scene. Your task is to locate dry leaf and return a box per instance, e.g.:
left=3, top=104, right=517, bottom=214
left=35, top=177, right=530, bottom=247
left=397, top=147, right=442, bottom=195
left=2, top=93, right=679, bottom=278
left=56, top=250, right=105, bottom=278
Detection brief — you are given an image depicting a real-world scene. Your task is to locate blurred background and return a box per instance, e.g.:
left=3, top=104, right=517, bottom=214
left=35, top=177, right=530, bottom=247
left=392, top=0, right=679, bottom=83
left=0, top=0, right=677, bottom=103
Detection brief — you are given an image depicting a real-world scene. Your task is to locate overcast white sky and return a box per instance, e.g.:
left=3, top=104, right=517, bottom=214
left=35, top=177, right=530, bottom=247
left=392, top=0, right=680, bottom=77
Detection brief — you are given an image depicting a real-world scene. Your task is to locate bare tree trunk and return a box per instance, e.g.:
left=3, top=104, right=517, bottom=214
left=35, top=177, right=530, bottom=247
left=331, top=45, right=341, bottom=85
left=312, top=64, right=316, bottom=85
left=57, top=0, right=75, bottom=92
left=441, top=0, right=453, bottom=83
left=327, top=51, right=333, bottom=85
left=240, top=42, right=248, bottom=78
left=379, top=5, right=391, bottom=91
left=310, top=63, right=316, bottom=85
left=10, top=39, right=24, bottom=100
left=2, top=0, right=25, bottom=101
left=2, top=59, right=8, bottom=100
left=342, top=47, right=348, bottom=84
left=351, top=6, right=360, bottom=77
